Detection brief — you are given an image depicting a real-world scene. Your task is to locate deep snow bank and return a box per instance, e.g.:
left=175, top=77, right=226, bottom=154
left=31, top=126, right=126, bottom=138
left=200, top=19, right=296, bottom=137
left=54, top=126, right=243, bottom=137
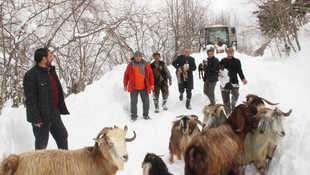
left=0, top=26, right=309, bottom=175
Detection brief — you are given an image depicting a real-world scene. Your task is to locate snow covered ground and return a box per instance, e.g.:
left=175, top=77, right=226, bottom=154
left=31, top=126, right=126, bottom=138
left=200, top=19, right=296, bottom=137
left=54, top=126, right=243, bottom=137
left=1, top=26, right=310, bottom=175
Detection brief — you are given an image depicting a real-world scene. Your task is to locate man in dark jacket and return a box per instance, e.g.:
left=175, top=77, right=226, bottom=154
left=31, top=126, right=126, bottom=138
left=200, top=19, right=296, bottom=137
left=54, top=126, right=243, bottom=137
left=23, top=48, right=69, bottom=150
left=172, top=48, right=197, bottom=109
left=219, top=48, right=247, bottom=112
left=150, top=52, right=172, bottom=113
left=201, top=49, right=219, bottom=106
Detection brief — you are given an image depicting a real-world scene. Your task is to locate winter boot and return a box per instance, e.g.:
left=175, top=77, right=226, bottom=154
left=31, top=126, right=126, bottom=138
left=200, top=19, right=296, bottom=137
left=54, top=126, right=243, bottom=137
left=179, top=93, right=183, bottom=101
left=162, top=99, right=168, bottom=110
left=154, top=99, right=159, bottom=113
left=186, top=98, right=191, bottom=110
left=143, top=116, right=151, bottom=120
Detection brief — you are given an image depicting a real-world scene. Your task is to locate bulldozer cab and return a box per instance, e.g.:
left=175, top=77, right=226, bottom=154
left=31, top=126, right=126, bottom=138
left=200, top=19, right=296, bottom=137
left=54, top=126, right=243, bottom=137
left=200, top=25, right=237, bottom=53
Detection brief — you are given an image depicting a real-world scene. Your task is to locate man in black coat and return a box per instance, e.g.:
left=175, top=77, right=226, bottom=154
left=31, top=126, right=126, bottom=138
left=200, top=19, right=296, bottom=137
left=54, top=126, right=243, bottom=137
left=172, top=48, right=197, bottom=109
left=219, top=48, right=247, bottom=112
left=23, top=48, right=69, bottom=150
left=201, top=49, right=219, bottom=106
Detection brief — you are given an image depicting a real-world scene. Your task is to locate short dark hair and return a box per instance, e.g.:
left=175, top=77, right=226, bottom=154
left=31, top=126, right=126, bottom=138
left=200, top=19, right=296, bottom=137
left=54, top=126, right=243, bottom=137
left=34, top=48, right=49, bottom=63
left=153, top=52, right=160, bottom=57
left=207, top=49, right=214, bottom=53
left=227, top=48, right=234, bottom=53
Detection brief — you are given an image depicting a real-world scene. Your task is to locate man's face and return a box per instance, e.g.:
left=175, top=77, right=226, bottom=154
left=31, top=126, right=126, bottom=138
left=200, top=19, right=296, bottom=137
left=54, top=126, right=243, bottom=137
left=227, top=52, right=234, bottom=58
left=184, top=49, right=190, bottom=57
left=154, top=55, right=160, bottom=62
left=135, top=55, right=142, bottom=62
left=207, top=51, right=214, bottom=58
left=45, top=51, right=54, bottom=67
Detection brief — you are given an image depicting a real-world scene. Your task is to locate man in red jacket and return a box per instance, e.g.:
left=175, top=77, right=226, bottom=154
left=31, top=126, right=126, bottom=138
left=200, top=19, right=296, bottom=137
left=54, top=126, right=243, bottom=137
left=124, top=51, right=154, bottom=121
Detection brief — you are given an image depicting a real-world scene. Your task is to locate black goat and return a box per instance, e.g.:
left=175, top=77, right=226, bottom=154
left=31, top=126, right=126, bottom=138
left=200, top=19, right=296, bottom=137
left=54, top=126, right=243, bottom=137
left=142, top=153, right=173, bottom=175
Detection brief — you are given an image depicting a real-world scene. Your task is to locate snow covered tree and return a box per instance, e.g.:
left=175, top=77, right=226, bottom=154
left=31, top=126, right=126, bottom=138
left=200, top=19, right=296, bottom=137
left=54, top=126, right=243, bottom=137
left=254, top=0, right=308, bottom=55
left=164, top=0, right=209, bottom=60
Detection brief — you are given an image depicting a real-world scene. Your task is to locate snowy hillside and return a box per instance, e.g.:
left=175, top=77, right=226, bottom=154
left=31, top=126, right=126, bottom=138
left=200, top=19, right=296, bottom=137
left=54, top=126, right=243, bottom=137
left=1, top=25, right=310, bottom=175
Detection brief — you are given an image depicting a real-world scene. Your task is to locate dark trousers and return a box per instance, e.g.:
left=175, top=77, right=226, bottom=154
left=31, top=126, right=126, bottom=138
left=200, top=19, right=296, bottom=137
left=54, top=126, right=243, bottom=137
left=32, top=109, right=68, bottom=150
left=178, top=82, right=192, bottom=99
left=153, top=81, right=169, bottom=100
left=221, top=86, right=239, bottom=112
left=130, top=89, right=149, bottom=118
left=204, top=81, right=217, bottom=105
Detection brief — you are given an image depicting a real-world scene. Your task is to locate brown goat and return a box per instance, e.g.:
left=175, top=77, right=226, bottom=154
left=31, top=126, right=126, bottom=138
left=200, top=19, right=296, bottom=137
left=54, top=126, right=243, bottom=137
left=244, top=94, right=279, bottom=111
left=0, top=126, right=136, bottom=175
left=169, top=115, right=202, bottom=163
left=185, top=104, right=258, bottom=175
left=177, top=70, right=188, bottom=84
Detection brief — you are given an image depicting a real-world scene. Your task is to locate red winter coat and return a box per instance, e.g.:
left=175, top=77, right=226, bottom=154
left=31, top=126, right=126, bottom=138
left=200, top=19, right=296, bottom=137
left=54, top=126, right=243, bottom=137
left=123, top=60, right=154, bottom=94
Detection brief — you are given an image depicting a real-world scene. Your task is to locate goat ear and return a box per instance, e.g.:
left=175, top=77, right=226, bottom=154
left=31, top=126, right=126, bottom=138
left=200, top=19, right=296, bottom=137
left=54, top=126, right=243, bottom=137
left=258, top=118, right=267, bottom=133
left=235, top=110, right=245, bottom=132
left=176, top=120, right=183, bottom=130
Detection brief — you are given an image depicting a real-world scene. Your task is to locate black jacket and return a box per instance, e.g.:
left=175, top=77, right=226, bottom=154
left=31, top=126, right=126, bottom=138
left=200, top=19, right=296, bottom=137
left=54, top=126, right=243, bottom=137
left=203, top=56, right=219, bottom=82
left=172, top=55, right=197, bottom=89
left=23, top=65, right=69, bottom=124
left=150, top=61, right=168, bottom=84
left=219, top=57, right=245, bottom=85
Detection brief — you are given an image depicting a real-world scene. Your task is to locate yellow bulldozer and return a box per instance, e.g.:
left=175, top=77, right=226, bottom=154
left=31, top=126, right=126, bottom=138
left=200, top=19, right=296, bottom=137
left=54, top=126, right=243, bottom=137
left=199, top=25, right=237, bottom=53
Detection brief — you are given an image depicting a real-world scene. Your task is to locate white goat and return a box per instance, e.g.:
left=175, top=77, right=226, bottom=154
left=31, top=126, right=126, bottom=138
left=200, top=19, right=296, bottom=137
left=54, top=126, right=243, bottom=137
left=0, top=125, right=136, bottom=175
left=243, top=107, right=292, bottom=174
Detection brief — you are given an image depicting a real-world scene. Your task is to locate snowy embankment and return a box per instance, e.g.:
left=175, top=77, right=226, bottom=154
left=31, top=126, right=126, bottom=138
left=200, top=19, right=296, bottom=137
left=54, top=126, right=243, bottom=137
left=1, top=28, right=310, bottom=175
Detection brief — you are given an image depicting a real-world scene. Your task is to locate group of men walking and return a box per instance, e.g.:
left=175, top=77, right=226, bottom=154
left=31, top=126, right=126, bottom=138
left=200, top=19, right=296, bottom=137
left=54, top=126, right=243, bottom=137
left=23, top=47, right=246, bottom=150
left=123, top=47, right=247, bottom=121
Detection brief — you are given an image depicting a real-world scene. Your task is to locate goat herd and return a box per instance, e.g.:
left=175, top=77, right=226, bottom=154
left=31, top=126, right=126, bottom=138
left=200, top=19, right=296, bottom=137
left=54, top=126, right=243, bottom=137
left=0, top=94, right=292, bottom=175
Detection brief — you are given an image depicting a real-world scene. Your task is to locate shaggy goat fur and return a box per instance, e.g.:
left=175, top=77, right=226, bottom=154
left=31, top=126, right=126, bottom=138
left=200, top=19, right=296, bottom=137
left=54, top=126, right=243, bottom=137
left=169, top=115, right=202, bottom=163
left=177, top=68, right=188, bottom=84
left=0, top=126, right=136, bottom=175
left=142, top=153, right=172, bottom=175
left=243, top=107, right=292, bottom=173
left=244, top=94, right=279, bottom=111
left=185, top=104, right=258, bottom=175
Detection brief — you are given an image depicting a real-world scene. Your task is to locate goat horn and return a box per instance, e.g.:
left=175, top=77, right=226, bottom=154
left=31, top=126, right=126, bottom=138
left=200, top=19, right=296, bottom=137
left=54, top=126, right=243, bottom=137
left=245, top=97, right=254, bottom=105
left=261, top=97, right=279, bottom=106
left=195, top=119, right=203, bottom=126
left=190, top=115, right=199, bottom=119
left=176, top=115, right=183, bottom=118
left=255, top=108, right=270, bottom=119
left=275, top=107, right=292, bottom=117
left=126, top=131, right=137, bottom=142
left=96, top=127, right=112, bottom=139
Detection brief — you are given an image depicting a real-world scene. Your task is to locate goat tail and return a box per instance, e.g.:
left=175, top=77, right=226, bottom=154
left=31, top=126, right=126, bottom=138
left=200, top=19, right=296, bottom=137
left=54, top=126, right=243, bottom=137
left=184, top=143, right=206, bottom=175
left=0, top=154, right=19, bottom=175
